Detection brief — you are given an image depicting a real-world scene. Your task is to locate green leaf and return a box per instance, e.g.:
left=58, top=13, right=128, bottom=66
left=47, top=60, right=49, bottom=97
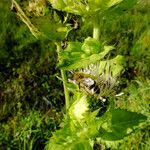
left=67, top=49, right=110, bottom=69
left=46, top=138, right=93, bottom=150
left=34, top=17, right=71, bottom=41
left=48, top=0, right=87, bottom=16
left=84, top=110, right=102, bottom=138
left=82, top=37, right=102, bottom=55
left=69, top=95, right=89, bottom=122
left=45, top=114, right=92, bottom=150
left=49, top=0, right=66, bottom=10
left=59, top=39, right=114, bottom=70
left=107, top=0, right=123, bottom=8
left=99, top=109, right=147, bottom=141
left=111, top=109, right=147, bottom=131
left=63, top=42, right=83, bottom=53
left=105, top=0, right=138, bottom=19
left=72, top=141, right=93, bottom=150
left=48, top=0, right=125, bottom=17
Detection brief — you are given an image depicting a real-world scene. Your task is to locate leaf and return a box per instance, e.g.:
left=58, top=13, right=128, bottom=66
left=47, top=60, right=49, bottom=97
left=46, top=137, right=93, bottom=150
left=48, top=0, right=126, bottom=17
left=63, top=42, right=83, bottom=53
left=82, top=37, right=102, bottom=55
left=33, top=17, right=71, bottom=41
left=45, top=114, right=93, bottom=150
left=67, top=49, right=110, bottom=69
left=105, top=0, right=138, bottom=19
left=107, top=0, right=123, bottom=8
left=69, top=95, right=89, bottom=122
left=48, top=0, right=87, bottom=16
left=59, top=40, right=114, bottom=70
left=111, top=109, right=147, bottom=131
left=99, top=109, right=147, bottom=141
left=49, top=0, right=66, bottom=10
left=72, top=141, right=93, bottom=150
left=84, top=109, right=102, bottom=138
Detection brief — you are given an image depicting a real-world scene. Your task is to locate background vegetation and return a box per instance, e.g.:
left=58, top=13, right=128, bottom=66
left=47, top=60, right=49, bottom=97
left=0, top=0, right=149, bottom=149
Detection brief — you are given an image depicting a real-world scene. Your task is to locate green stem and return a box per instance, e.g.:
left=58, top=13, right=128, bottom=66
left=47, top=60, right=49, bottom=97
left=56, top=43, right=70, bottom=111
left=93, top=18, right=100, bottom=40
left=60, top=69, right=70, bottom=110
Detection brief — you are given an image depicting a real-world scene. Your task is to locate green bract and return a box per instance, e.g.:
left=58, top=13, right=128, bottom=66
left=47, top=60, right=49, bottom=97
left=98, top=55, right=125, bottom=77
left=69, top=95, right=89, bottom=122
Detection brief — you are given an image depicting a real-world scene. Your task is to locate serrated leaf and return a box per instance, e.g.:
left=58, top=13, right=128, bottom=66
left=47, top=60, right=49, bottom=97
left=46, top=143, right=66, bottom=150
left=45, top=114, right=92, bottom=150
left=111, top=109, right=147, bottom=131
left=99, top=109, right=147, bottom=141
left=84, top=109, right=101, bottom=138
left=59, top=45, right=114, bottom=70
left=99, top=128, right=125, bottom=141
left=69, top=95, right=89, bottom=122
left=49, top=0, right=87, bottom=16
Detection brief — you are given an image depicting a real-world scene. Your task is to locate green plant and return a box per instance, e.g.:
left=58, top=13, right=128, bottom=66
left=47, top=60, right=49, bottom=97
left=11, top=0, right=148, bottom=149
left=114, top=78, right=150, bottom=150
left=0, top=110, right=61, bottom=150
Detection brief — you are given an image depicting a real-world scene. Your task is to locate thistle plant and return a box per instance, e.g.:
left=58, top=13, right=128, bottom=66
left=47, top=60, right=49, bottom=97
left=12, top=0, right=147, bottom=149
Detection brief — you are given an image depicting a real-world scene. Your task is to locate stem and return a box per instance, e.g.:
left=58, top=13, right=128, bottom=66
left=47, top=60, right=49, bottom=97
left=93, top=18, right=100, bottom=40
left=60, top=69, right=70, bottom=111
left=56, top=43, right=70, bottom=111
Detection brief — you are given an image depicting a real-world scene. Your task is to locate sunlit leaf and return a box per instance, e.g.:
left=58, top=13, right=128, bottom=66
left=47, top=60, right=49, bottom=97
left=99, top=109, right=147, bottom=141
left=59, top=38, right=114, bottom=70
left=34, top=17, right=71, bottom=40
left=48, top=0, right=128, bottom=17
left=82, top=37, right=102, bottom=55
left=72, top=141, right=93, bottom=150
left=69, top=95, right=89, bottom=121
